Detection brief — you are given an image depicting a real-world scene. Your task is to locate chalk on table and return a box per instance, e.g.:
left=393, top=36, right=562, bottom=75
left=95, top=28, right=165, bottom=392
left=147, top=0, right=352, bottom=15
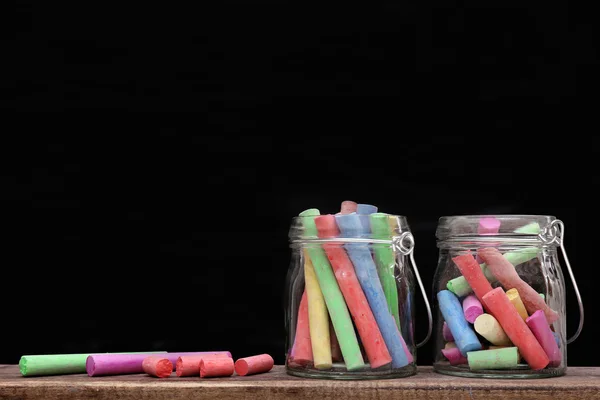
left=479, top=247, right=559, bottom=323
left=234, top=354, right=275, bottom=376
left=452, top=254, right=493, bottom=304
left=200, top=357, right=234, bottom=378
left=176, top=354, right=231, bottom=377
left=437, top=290, right=482, bottom=356
left=482, top=287, right=549, bottom=370
left=474, top=314, right=511, bottom=346
left=526, top=310, right=562, bottom=367
left=289, top=290, right=313, bottom=364
left=506, top=288, right=529, bottom=321
left=462, top=295, right=483, bottom=323
left=443, top=321, right=454, bottom=342
left=143, top=356, right=173, bottom=378
left=467, top=347, right=519, bottom=370
left=441, top=347, right=468, bottom=366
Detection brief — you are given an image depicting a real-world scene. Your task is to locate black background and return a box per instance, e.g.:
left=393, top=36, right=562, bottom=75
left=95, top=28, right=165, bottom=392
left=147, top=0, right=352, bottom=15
left=2, top=2, right=598, bottom=367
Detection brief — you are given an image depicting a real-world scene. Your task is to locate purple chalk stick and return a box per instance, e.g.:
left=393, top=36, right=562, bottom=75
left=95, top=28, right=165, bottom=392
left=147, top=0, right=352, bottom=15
left=462, top=295, right=483, bottom=324
left=443, top=321, right=454, bottom=342
left=86, top=351, right=231, bottom=376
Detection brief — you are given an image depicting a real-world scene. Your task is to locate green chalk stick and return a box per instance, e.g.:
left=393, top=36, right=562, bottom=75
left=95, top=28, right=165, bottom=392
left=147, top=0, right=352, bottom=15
left=19, top=351, right=167, bottom=376
left=370, top=213, right=401, bottom=330
left=299, top=209, right=365, bottom=371
left=467, top=347, right=519, bottom=370
left=514, top=222, right=541, bottom=234
left=447, top=248, right=539, bottom=297
left=540, top=293, right=545, bottom=300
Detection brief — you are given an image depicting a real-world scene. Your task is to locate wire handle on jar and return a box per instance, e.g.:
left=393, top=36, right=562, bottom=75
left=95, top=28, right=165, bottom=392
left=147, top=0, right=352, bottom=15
left=539, top=219, right=584, bottom=344
left=392, top=232, right=433, bottom=348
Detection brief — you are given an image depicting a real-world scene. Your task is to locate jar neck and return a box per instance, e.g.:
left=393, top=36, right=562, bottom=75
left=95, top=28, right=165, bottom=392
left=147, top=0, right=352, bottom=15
left=436, top=236, right=559, bottom=250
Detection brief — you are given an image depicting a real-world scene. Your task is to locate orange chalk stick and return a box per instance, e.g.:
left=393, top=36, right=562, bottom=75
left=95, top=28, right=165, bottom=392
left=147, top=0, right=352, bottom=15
left=452, top=254, right=493, bottom=304
left=176, top=354, right=231, bottom=377
left=289, top=290, right=313, bottom=364
left=200, top=357, right=234, bottom=378
left=482, top=287, right=549, bottom=370
left=315, top=215, right=392, bottom=369
left=235, top=354, right=274, bottom=376
left=142, top=356, right=173, bottom=378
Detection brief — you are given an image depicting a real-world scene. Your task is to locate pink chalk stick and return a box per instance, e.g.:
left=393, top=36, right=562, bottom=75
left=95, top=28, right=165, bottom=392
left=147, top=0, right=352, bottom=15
left=478, top=217, right=501, bottom=235
left=395, top=322, right=414, bottom=364
left=441, top=347, right=468, bottom=366
left=443, top=321, right=454, bottom=342
left=86, top=352, right=232, bottom=377
left=526, top=310, right=562, bottom=367
left=340, top=201, right=358, bottom=215
left=462, top=295, right=483, bottom=324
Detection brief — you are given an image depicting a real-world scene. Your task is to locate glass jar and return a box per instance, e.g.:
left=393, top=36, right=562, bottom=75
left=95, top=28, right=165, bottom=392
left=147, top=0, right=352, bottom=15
left=432, top=215, right=584, bottom=379
left=284, top=210, right=431, bottom=379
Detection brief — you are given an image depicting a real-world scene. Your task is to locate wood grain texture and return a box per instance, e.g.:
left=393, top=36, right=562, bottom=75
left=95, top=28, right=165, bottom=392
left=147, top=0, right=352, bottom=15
left=1, top=365, right=599, bottom=400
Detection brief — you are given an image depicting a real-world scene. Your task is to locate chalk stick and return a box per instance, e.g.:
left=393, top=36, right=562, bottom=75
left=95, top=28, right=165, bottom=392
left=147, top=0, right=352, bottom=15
left=336, top=213, right=410, bottom=369
left=467, top=347, right=519, bottom=370
left=478, top=217, right=501, bottom=235
left=445, top=342, right=457, bottom=349
left=19, top=351, right=167, bottom=377
left=526, top=310, right=562, bottom=367
left=554, top=331, right=561, bottom=348
left=176, top=354, right=231, bottom=377
left=474, top=314, right=511, bottom=346
left=437, top=290, right=482, bottom=356
left=86, top=352, right=231, bottom=377
left=442, top=347, right=468, bottom=365
left=143, top=356, right=173, bottom=378
left=340, top=201, right=358, bottom=214
left=452, top=254, right=493, bottom=304
left=488, top=346, right=521, bottom=362
left=329, top=321, right=344, bottom=362
left=200, top=357, right=234, bottom=378
left=462, top=295, right=483, bottom=323
left=299, top=209, right=365, bottom=371
left=540, top=293, right=545, bottom=300
left=443, top=321, right=455, bottom=341
left=370, top=212, right=401, bottom=330
left=356, top=204, right=378, bottom=232
left=315, top=215, right=392, bottom=369
left=514, top=222, right=541, bottom=234
left=234, top=354, right=274, bottom=376
left=289, top=290, right=313, bottom=364
left=446, top=248, right=538, bottom=297
left=482, top=287, right=549, bottom=370
left=479, top=247, right=559, bottom=323
left=303, top=248, right=332, bottom=370
left=506, top=288, right=529, bottom=321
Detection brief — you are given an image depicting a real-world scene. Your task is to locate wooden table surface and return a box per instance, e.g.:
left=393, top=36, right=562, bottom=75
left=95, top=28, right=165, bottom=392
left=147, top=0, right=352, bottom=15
left=1, top=365, right=599, bottom=399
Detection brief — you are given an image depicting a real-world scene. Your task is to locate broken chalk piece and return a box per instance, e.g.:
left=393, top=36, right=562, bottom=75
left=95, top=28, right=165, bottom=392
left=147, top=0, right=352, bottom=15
left=200, top=357, right=234, bottom=378
left=143, top=356, right=173, bottom=378
left=442, top=347, right=468, bottom=366
left=467, top=347, right=519, bottom=370
left=234, top=354, right=275, bottom=376
left=478, top=217, right=501, bottom=235
left=474, top=314, right=512, bottom=346
left=462, top=295, right=483, bottom=323
left=176, top=354, right=231, bottom=377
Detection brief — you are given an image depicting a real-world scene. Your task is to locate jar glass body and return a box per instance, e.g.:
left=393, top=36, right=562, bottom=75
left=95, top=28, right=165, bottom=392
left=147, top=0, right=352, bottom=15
left=433, top=215, right=567, bottom=378
left=284, top=214, right=417, bottom=379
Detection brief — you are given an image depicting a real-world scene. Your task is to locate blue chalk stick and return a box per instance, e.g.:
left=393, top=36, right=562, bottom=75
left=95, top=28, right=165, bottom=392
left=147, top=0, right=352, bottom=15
left=437, top=290, right=482, bottom=356
left=336, top=213, right=409, bottom=369
left=356, top=204, right=378, bottom=231
left=356, top=204, right=378, bottom=215
left=553, top=332, right=561, bottom=348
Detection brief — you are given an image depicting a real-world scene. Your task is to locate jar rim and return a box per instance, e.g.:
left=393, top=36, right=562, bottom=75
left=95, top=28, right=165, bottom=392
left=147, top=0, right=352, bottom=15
left=436, top=214, right=556, bottom=241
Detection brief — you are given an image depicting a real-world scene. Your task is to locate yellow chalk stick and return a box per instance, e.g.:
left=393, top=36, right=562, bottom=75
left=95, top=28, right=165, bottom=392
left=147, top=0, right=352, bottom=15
left=506, top=288, right=529, bottom=321
left=474, top=313, right=512, bottom=346
left=304, top=249, right=332, bottom=370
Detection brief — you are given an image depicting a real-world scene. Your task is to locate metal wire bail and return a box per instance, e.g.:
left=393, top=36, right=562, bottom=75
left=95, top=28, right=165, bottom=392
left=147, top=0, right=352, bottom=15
left=539, top=219, right=584, bottom=344
left=393, top=232, right=433, bottom=348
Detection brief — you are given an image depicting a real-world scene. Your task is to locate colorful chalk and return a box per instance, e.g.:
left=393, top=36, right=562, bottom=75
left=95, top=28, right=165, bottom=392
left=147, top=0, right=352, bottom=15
left=289, top=290, right=313, bottom=364
left=451, top=254, right=493, bottom=304
left=299, top=209, right=365, bottom=371
left=482, top=287, right=549, bottom=370
left=488, top=346, right=522, bottom=363
left=336, top=213, right=410, bottom=369
left=315, top=215, right=392, bottom=369
left=467, top=347, right=519, bottom=370
left=442, top=347, right=468, bottom=365
left=474, top=314, right=511, bottom=346
left=176, top=354, right=231, bottom=377
left=462, top=295, right=483, bottom=323
left=143, top=356, right=173, bottom=378
left=200, top=357, right=234, bottom=378
left=514, top=222, right=541, bottom=234
left=446, top=248, right=538, bottom=297
left=437, top=290, right=482, bottom=356
left=479, top=247, right=559, bottom=323
left=303, top=248, right=332, bottom=370
left=506, top=288, right=528, bottom=321
left=329, top=321, right=344, bottom=362
left=478, top=217, right=501, bottom=235
left=86, top=352, right=232, bottom=377
left=443, top=321, right=454, bottom=341
left=234, top=354, right=275, bottom=376
left=370, top=212, right=401, bottom=330
left=356, top=204, right=378, bottom=232
left=526, top=310, right=562, bottom=367
left=340, top=201, right=358, bottom=214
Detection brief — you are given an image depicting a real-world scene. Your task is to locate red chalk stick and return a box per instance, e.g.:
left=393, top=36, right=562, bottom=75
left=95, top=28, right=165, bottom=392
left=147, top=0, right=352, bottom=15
left=482, top=287, right=549, bottom=370
left=200, top=357, right=234, bottom=378
left=176, top=354, right=231, bottom=377
left=329, top=321, right=344, bottom=362
left=289, top=291, right=313, bottom=364
left=452, top=254, right=493, bottom=305
left=315, top=215, right=392, bottom=369
left=142, top=356, right=173, bottom=378
left=234, top=354, right=274, bottom=376
left=340, top=201, right=358, bottom=215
